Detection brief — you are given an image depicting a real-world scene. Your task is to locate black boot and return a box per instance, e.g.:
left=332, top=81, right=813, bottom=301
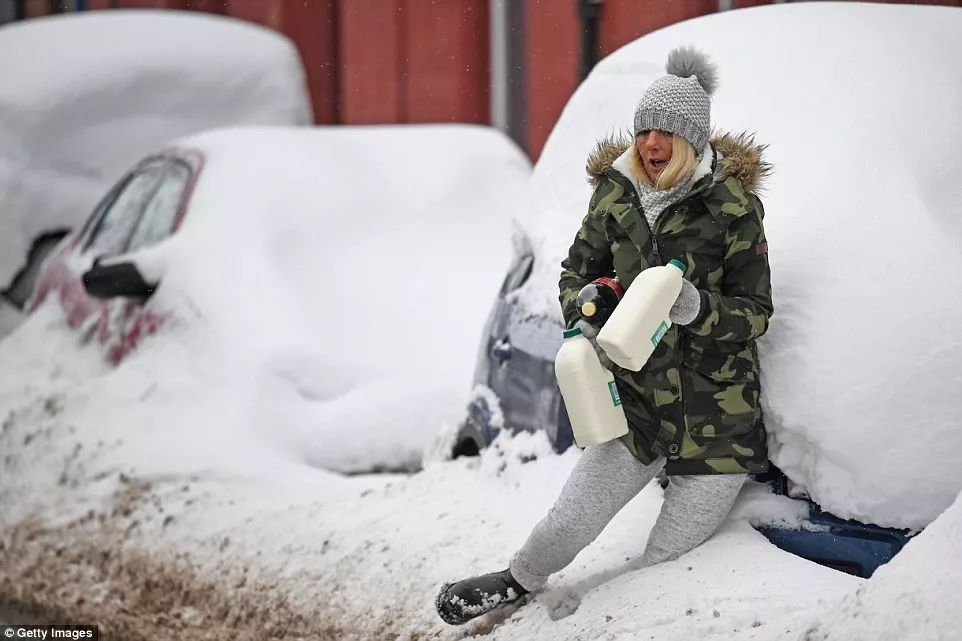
left=435, top=568, right=529, bottom=625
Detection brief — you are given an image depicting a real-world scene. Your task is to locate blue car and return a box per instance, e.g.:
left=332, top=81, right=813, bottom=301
left=454, top=246, right=912, bottom=579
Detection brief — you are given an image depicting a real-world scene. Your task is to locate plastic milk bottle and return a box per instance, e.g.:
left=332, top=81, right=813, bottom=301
left=597, top=259, right=686, bottom=371
left=554, top=327, right=629, bottom=446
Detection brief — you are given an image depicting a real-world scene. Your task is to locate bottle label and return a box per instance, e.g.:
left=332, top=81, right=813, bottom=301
left=594, top=276, right=624, bottom=299
left=651, top=321, right=669, bottom=347
left=608, top=381, right=622, bottom=406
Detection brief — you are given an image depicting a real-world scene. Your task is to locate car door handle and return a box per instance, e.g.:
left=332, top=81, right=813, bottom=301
left=492, top=338, right=512, bottom=362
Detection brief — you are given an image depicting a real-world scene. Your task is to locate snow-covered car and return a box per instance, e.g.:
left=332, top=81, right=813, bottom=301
left=0, top=10, right=312, bottom=335
left=455, top=2, right=962, bottom=574
left=27, top=124, right=531, bottom=473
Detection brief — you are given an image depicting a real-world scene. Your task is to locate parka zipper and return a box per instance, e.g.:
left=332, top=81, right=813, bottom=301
left=613, top=171, right=697, bottom=460
left=619, top=178, right=664, bottom=265
left=607, top=150, right=718, bottom=461
left=629, top=145, right=718, bottom=265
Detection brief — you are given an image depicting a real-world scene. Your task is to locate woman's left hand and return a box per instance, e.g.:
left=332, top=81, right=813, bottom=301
left=669, top=279, right=702, bottom=326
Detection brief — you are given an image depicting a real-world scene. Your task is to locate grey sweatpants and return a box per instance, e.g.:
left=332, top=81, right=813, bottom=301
left=509, top=439, right=745, bottom=591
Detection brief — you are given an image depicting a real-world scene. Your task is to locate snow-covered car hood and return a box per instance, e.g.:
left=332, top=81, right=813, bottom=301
left=511, top=2, right=962, bottom=530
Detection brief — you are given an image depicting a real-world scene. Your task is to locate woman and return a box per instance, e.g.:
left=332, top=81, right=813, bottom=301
left=436, top=47, right=773, bottom=626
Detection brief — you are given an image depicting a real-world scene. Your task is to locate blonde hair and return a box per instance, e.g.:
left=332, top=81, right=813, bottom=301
left=633, top=134, right=698, bottom=190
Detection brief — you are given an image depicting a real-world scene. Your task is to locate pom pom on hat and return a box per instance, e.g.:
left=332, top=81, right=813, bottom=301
left=666, top=46, right=718, bottom=96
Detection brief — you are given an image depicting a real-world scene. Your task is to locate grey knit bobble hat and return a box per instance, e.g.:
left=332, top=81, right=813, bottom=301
left=633, top=46, right=718, bottom=151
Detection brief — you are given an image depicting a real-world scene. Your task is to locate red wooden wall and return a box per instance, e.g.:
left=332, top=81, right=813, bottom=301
left=337, top=0, right=489, bottom=124
left=228, top=0, right=339, bottom=124
left=523, top=0, right=720, bottom=158
left=523, top=1, right=580, bottom=162
left=18, top=0, right=962, bottom=160
left=336, top=0, right=489, bottom=125
left=25, top=0, right=488, bottom=129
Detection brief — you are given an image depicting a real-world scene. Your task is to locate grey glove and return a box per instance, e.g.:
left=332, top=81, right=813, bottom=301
left=669, top=278, right=702, bottom=326
left=575, top=319, right=616, bottom=370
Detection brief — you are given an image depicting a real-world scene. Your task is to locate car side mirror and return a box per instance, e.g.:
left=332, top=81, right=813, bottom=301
left=82, top=259, right=156, bottom=300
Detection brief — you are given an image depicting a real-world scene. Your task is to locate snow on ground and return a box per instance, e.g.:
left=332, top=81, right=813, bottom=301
left=509, top=2, right=962, bottom=530
left=800, top=490, right=962, bottom=641
left=0, top=10, right=311, bottom=288
left=0, top=282, right=949, bottom=640
left=0, top=310, right=858, bottom=639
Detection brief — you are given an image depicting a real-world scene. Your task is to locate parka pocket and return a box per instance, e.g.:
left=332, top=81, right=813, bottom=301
left=682, top=344, right=761, bottom=442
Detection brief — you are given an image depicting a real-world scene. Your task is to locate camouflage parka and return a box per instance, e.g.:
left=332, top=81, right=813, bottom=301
left=559, top=132, right=774, bottom=475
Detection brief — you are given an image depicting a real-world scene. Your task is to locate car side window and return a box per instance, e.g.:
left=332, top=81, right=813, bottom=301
left=76, top=181, right=125, bottom=244
left=83, top=162, right=166, bottom=257
left=500, top=254, right=534, bottom=296
left=126, top=161, right=191, bottom=252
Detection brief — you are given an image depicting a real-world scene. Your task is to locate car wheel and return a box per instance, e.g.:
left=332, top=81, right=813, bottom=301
left=451, top=418, right=485, bottom=459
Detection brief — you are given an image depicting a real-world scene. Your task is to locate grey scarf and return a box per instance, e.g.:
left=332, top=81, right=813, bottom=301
left=635, top=151, right=704, bottom=230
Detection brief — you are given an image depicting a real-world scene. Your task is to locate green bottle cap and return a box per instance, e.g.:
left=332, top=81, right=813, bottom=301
left=668, top=258, right=686, bottom=272
left=563, top=327, right=583, bottom=339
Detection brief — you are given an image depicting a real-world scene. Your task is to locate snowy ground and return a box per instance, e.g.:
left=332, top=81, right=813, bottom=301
left=1, top=306, right=960, bottom=640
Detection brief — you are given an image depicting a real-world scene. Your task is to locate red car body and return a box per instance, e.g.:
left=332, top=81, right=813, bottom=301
left=29, top=149, right=204, bottom=364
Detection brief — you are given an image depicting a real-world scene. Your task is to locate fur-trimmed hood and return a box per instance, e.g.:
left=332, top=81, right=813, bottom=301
left=586, top=131, right=771, bottom=194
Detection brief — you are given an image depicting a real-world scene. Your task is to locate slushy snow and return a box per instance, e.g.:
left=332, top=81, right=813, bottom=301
left=511, top=2, right=962, bottom=530
left=0, top=10, right=312, bottom=287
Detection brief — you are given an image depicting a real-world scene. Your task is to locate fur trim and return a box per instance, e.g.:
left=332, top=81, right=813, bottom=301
left=586, top=130, right=771, bottom=193
left=666, top=47, right=718, bottom=96
left=586, top=132, right=634, bottom=187
left=710, top=130, right=772, bottom=194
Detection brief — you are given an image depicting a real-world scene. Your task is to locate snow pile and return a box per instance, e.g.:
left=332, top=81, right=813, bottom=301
left=84, top=125, right=527, bottom=474
left=0, top=170, right=862, bottom=640
left=801, top=490, right=962, bottom=641
left=0, top=10, right=312, bottom=287
left=0, top=359, right=859, bottom=641
left=511, top=2, right=962, bottom=529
